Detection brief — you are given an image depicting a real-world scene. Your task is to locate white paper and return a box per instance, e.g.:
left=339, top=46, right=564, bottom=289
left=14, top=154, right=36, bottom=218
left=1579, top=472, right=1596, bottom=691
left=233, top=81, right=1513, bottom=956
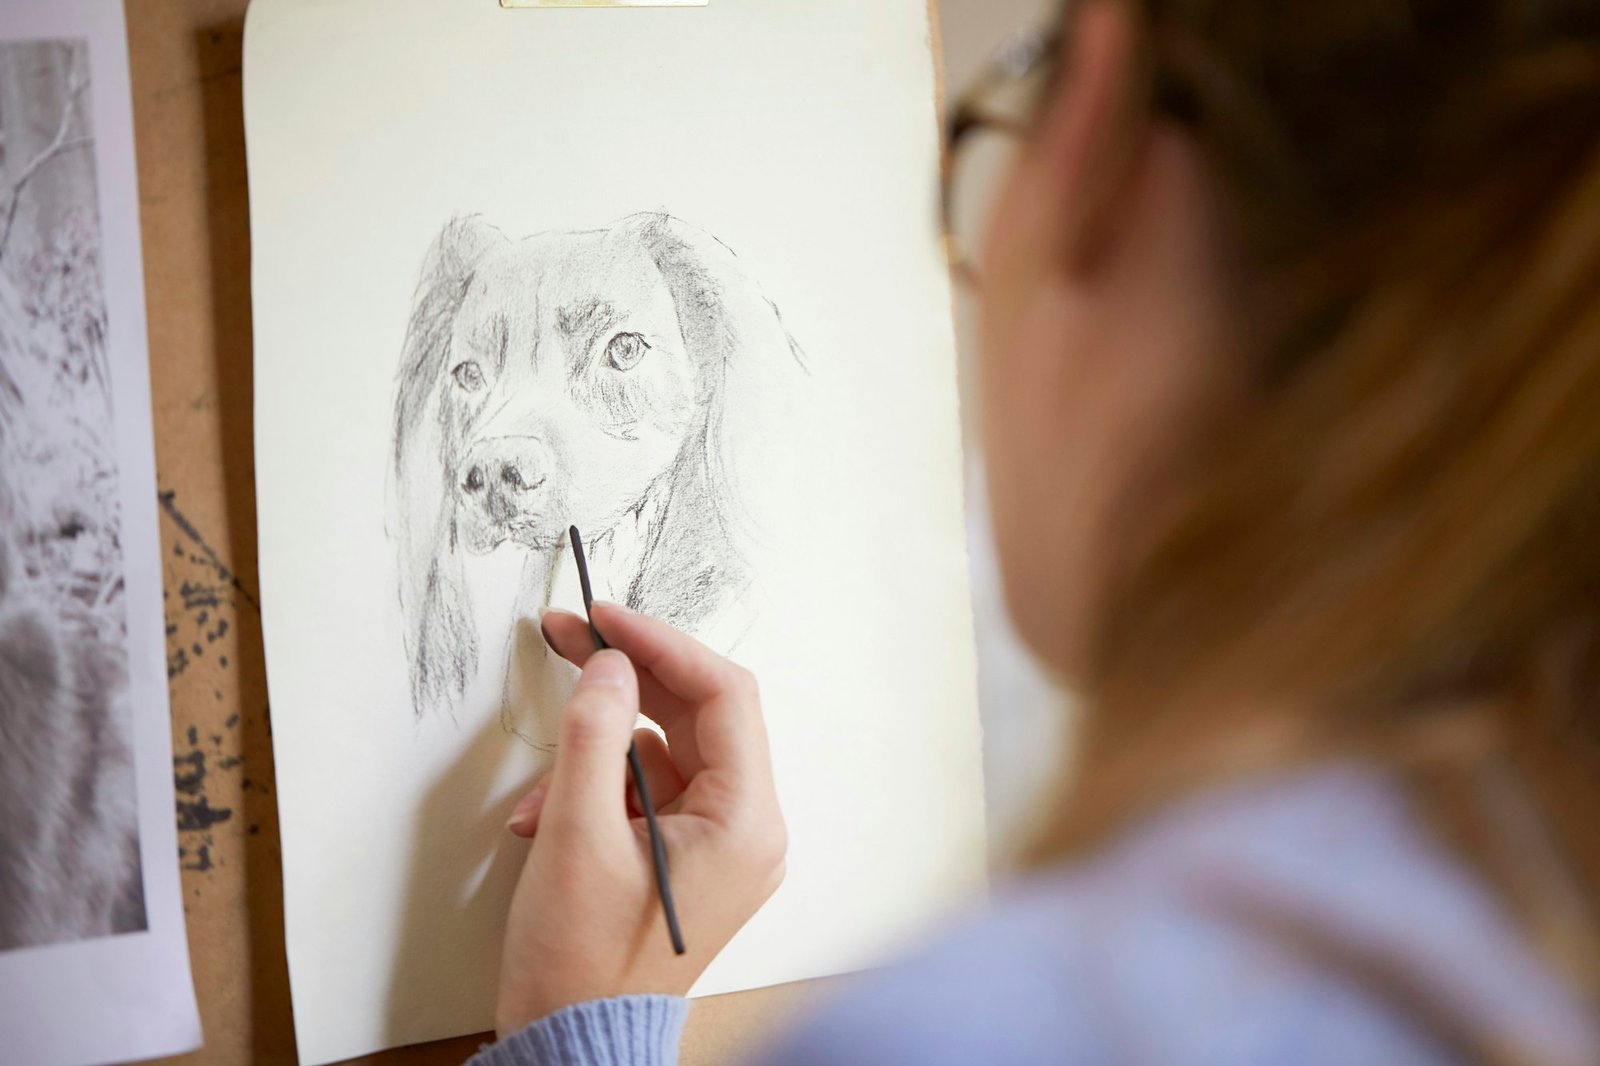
left=0, top=2, right=202, bottom=1064
left=245, top=2, right=986, bottom=1061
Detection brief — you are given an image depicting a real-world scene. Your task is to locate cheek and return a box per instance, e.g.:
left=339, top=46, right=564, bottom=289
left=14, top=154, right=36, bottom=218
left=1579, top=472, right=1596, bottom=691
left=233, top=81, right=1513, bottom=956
left=577, top=360, right=695, bottom=437
left=575, top=367, right=696, bottom=478
left=978, top=304, right=1233, bottom=675
left=977, top=294, right=1157, bottom=676
left=977, top=157, right=1105, bottom=540
left=587, top=373, right=645, bottom=428
left=980, top=293, right=1103, bottom=540
left=638, top=359, right=696, bottom=437
left=979, top=310, right=1101, bottom=670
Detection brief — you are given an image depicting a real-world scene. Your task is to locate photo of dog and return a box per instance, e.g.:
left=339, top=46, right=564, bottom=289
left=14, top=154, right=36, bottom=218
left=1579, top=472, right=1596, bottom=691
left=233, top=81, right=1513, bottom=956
left=0, top=38, right=146, bottom=952
left=390, top=212, right=803, bottom=719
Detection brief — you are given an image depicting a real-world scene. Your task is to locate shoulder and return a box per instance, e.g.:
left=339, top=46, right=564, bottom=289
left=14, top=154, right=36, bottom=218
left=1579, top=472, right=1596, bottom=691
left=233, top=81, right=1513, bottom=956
left=751, top=878, right=1117, bottom=1066
left=751, top=765, right=1598, bottom=1066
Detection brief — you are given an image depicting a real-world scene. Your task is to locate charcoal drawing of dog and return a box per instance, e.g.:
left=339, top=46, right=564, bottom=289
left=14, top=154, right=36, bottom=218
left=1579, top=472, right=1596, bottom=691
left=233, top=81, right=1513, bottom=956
left=390, top=212, right=802, bottom=719
left=0, top=527, right=144, bottom=951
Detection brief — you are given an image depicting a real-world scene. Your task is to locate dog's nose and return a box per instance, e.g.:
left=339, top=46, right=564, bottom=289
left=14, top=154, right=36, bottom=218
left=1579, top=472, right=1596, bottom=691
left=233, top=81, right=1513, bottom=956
left=462, top=458, right=545, bottom=498
left=459, top=437, right=551, bottom=528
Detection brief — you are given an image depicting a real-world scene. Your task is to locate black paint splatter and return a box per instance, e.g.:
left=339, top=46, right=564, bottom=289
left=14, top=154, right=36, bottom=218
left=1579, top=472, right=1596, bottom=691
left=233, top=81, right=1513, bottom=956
left=174, top=750, right=205, bottom=794
left=159, top=486, right=272, bottom=894
left=176, top=795, right=233, bottom=832
left=156, top=490, right=260, bottom=610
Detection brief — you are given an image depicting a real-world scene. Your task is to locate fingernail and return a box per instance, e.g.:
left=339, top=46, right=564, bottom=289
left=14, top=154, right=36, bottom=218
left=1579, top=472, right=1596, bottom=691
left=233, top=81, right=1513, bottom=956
left=506, top=783, right=546, bottom=832
left=537, top=607, right=573, bottom=649
left=593, top=600, right=632, bottom=614
left=578, top=649, right=629, bottom=689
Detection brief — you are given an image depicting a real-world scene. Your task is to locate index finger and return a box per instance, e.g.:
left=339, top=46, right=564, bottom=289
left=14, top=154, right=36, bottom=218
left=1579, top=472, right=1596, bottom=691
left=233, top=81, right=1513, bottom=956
left=541, top=610, right=691, bottom=724
left=589, top=602, right=771, bottom=780
left=588, top=602, right=751, bottom=706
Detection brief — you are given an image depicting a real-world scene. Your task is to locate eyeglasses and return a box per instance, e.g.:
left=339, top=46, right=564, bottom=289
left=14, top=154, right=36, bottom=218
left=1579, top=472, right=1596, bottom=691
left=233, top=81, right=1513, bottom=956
left=940, top=24, right=1060, bottom=287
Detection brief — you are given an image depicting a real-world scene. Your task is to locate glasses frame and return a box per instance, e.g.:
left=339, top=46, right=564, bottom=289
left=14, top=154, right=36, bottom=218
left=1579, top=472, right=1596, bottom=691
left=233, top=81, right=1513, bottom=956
left=940, top=24, right=1061, bottom=286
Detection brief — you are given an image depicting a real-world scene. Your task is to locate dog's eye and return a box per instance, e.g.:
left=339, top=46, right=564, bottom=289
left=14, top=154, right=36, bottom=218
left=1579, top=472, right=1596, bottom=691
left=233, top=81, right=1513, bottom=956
left=452, top=361, right=485, bottom=392
left=604, top=332, right=649, bottom=372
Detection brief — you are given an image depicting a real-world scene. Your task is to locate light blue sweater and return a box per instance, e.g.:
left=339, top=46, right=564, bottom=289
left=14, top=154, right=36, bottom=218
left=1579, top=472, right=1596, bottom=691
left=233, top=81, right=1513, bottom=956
left=470, top=765, right=1598, bottom=1065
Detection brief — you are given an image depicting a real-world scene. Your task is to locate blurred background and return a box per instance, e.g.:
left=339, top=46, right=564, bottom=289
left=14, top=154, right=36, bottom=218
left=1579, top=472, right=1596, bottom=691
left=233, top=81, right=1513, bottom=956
left=937, top=0, right=1070, bottom=859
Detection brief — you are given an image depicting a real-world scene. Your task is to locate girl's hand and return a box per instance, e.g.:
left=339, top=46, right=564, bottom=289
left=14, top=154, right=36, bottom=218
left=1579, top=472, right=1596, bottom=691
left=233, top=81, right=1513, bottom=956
left=493, top=602, right=787, bottom=1037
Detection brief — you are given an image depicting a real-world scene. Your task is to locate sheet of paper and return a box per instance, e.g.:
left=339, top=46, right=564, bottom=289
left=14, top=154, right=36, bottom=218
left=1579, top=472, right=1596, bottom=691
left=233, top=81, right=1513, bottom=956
left=0, top=2, right=202, bottom=1064
left=245, top=2, right=986, bottom=1061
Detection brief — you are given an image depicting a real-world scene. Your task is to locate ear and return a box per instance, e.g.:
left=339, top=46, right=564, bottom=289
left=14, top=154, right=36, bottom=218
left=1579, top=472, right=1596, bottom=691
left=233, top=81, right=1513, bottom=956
left=389, top=216, right=503, bottom=715
left=627, top=212, right=805, bottom=379
left=623, top=212, right=804, bottom=544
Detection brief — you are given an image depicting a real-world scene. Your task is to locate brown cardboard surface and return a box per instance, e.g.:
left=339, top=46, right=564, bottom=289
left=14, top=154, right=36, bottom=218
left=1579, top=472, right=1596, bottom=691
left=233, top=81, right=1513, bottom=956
left=125, top=2, right=892, bottom=1062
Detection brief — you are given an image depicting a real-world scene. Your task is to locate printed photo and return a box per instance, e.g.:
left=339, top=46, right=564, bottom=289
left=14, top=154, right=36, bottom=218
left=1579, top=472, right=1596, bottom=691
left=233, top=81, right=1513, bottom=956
left=0, top=37, right=145, bottom=953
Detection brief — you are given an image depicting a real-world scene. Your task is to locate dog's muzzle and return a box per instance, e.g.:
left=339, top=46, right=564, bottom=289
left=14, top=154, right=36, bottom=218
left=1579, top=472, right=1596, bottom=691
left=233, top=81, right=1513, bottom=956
left=458, top=436, right=550, bottom=529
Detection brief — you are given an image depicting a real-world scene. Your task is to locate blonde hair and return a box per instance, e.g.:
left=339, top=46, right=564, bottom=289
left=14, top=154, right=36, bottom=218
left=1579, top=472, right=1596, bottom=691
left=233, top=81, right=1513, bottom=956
left=1029, top=0, right=1600, bottom=1054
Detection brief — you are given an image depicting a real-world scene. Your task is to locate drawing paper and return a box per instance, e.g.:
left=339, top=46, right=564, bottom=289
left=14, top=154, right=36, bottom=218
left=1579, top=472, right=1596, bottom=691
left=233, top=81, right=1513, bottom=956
left=0, top=2, right=201, bottom=1064
left=245, top=2, right=986, bottom=1061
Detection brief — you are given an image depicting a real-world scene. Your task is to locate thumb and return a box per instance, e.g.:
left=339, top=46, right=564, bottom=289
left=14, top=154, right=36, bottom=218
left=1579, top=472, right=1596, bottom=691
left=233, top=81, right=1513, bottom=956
left=543, top=649, right=639, bottom=835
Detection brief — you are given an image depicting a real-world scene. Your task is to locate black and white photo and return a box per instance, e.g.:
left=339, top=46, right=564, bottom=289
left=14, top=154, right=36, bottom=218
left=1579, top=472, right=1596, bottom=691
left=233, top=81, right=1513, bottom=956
left=0, top=6, right=197, bottom=1064
left=0, top=36, right=145, bottom=954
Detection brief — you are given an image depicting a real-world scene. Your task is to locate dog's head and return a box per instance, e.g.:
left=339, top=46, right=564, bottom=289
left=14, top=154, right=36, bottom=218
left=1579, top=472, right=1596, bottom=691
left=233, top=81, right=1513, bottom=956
left=448, top=221, right=712, bottom=551
left=391, top=212, right=793, bottom=713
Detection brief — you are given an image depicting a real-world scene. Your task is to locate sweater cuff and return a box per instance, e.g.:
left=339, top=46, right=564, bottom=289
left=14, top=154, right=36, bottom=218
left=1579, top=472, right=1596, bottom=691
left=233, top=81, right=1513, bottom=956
left=468, top=995, right=690, bottom=1066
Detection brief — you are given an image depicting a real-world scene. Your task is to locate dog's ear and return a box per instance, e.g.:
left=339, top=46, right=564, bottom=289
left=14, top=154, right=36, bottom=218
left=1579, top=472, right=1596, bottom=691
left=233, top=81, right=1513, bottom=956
left=624, top=213, right=805, bottom=543
left=389, top=216, right=502, bottom=715
left=628, top=212, right=806, bottom=382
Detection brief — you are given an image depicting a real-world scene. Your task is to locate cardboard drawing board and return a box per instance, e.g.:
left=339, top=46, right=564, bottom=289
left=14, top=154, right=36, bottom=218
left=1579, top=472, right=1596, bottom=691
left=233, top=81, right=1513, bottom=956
left=245, top=1, right=985, bottom=1061
left=124, top=1, right=966, bottom=1063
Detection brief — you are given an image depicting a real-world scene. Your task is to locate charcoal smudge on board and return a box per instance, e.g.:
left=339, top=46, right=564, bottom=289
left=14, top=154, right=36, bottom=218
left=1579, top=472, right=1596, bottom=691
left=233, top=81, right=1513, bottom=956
left=160, top=486, right=262, bottom=902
